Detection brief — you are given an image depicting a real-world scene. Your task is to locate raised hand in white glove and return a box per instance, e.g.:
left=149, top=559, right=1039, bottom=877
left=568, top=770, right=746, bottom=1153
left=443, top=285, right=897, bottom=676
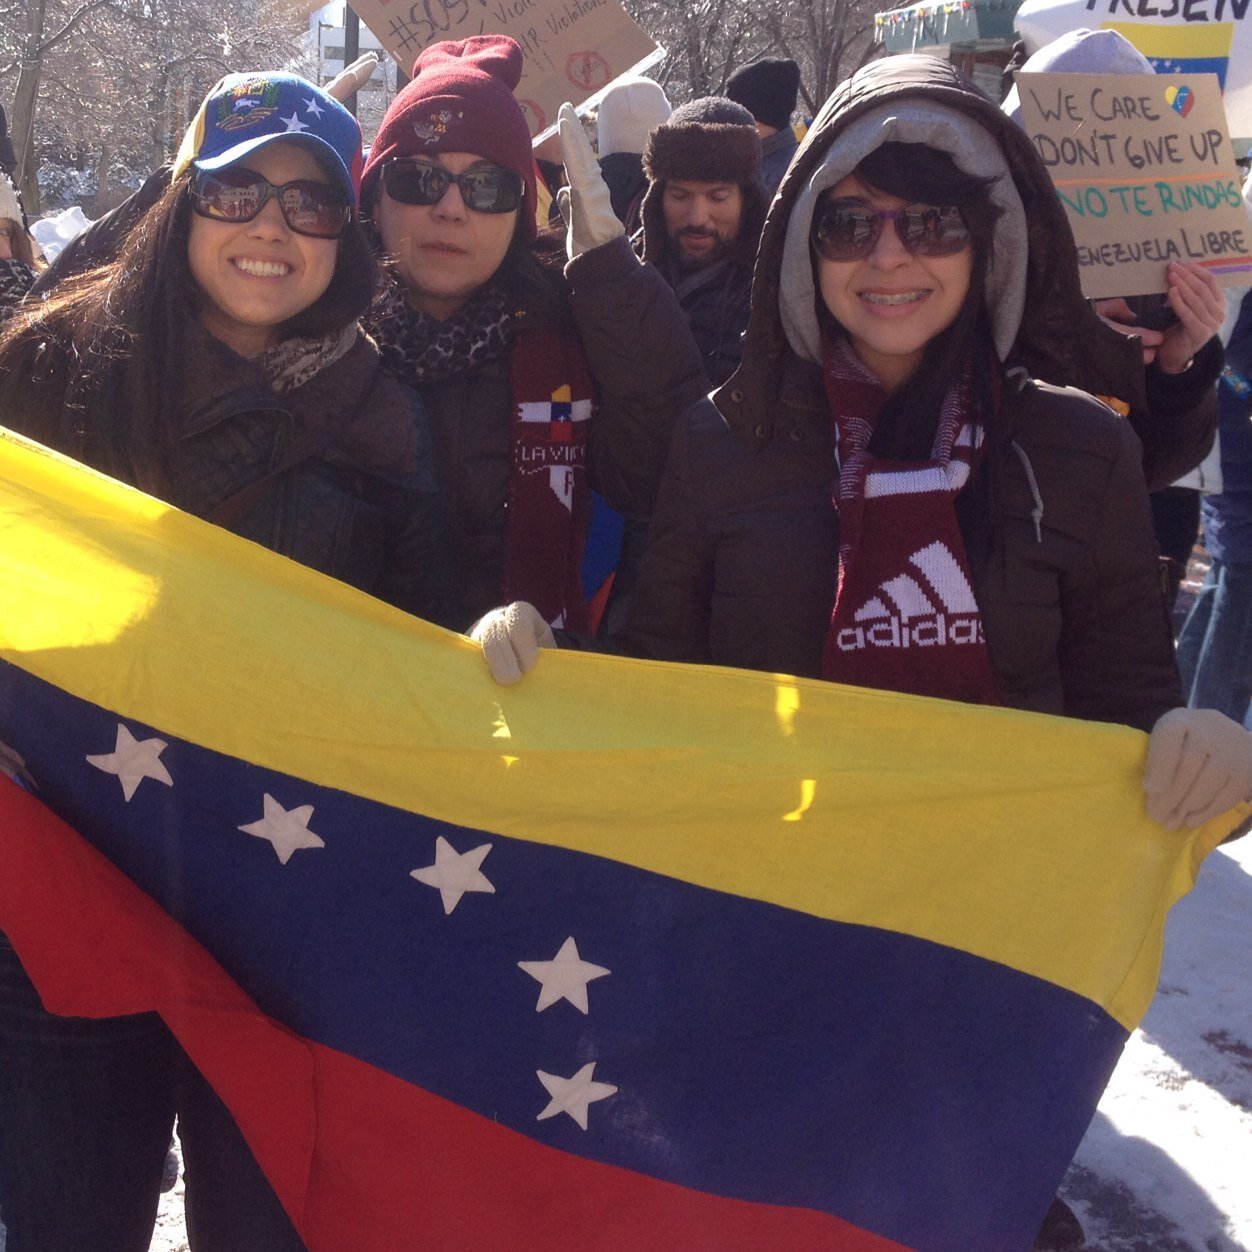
left=555, top=101, right=623, bottom=260
left=469, top=601, right=556, bottom=685
left=326, top=53, right=379, bottom=103
left=1143, top=707, right=1252, bottom=830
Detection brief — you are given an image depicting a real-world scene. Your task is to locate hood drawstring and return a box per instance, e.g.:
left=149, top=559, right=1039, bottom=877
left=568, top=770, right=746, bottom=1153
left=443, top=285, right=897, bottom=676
left=1010, top=440, right=1044, bottom=544
left=1001, top=366, right=1043, bottom=544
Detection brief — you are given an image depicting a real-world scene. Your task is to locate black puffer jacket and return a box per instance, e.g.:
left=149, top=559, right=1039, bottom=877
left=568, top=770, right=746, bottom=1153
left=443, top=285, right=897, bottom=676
left=1, top=322, right=459, bottom=628
left=626, top=55, right=1182, bottom=732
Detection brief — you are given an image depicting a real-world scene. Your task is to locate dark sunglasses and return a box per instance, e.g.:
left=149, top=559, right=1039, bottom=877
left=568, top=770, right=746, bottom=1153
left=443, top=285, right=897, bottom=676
left=190, top=168, right=351, bottom=239
left=380, top=159, right=523, bottom=214
left=811, top=199, right=970, bottom=262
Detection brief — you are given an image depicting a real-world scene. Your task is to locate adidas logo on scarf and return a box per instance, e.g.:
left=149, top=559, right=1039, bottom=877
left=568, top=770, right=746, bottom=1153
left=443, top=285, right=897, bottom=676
left=820, top=336, right=1000, bottom=705
left=835, top=541, right=984, bottom=652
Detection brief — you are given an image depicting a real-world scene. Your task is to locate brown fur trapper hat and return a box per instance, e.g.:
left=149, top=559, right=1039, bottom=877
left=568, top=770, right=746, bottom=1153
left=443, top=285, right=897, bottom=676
left=640, top=96, right=768, bottom=267
left=643, top=97, right=762, bottom=187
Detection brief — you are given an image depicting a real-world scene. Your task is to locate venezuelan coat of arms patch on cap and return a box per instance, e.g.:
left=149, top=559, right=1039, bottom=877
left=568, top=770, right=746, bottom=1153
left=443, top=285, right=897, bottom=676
left=217, top=80, right=282, bottom=131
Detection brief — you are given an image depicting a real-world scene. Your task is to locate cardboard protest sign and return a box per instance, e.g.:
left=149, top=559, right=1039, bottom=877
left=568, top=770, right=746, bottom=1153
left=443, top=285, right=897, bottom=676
left=349, top=0, right=658, bottom=136
left=1016, top=71, right=1252, bottom=298
left=1016, top=0, right=1252, bottom=136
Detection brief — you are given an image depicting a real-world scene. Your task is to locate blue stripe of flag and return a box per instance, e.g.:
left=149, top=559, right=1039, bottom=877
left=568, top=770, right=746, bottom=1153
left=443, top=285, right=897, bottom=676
left=1147, top=56, right=1228, bottom=89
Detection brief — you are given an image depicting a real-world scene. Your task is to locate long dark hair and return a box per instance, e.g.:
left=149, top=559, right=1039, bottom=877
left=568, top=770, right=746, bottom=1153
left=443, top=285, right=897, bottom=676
left=814, top=142, right=1003, bottom=461
left=0, top=165, right=377, bottom=494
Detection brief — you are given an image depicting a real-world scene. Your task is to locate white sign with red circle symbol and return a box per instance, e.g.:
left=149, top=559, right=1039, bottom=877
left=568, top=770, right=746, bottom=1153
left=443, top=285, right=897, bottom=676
left=350, top=0, right=658, bottom=139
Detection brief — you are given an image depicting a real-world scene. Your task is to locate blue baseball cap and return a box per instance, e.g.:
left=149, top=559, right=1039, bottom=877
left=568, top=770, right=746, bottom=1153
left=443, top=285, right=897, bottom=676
left=173, top=72, right=363, bottom=207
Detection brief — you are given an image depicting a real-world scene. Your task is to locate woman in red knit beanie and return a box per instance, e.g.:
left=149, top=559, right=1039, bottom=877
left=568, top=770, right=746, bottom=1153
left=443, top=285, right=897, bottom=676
left=361, top=36, right=706, bottom=636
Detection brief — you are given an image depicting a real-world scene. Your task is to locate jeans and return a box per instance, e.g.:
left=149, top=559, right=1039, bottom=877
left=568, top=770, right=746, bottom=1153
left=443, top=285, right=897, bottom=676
left=0, top=934, right=306, bottom=1252
left=1176, top=558, right=1252, bottom=726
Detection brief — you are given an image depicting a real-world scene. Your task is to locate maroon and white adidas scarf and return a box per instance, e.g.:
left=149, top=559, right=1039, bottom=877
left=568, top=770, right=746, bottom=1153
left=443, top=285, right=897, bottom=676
left=821, top=336, right=1000, bottom=705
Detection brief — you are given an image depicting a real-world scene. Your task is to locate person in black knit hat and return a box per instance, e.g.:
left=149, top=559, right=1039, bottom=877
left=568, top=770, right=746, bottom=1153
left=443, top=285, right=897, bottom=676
left=725, top=57, right=801, bottom=195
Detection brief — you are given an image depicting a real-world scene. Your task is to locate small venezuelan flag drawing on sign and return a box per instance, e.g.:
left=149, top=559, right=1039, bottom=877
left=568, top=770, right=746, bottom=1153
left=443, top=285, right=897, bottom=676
left=1106, top=20, right=1235, bottom=90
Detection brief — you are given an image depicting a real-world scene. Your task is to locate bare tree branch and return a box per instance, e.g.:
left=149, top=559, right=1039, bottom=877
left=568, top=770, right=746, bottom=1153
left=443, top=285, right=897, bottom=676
left=35, top=0, right=115, bottom=56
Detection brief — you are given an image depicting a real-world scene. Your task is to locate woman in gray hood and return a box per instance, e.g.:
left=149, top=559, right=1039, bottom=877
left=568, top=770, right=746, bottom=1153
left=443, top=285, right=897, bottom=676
left=471, top=54, right=1252, bottom=1250
left=480, top=56, right=1252, bottom=831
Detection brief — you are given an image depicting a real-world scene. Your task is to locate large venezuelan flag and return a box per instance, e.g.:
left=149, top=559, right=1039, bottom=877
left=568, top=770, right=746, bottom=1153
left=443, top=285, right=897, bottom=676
left=0, top=428, right=1242, bottom=1252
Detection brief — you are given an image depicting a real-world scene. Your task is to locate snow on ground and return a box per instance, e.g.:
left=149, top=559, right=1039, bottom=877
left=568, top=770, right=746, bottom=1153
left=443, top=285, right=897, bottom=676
left=3, top=838, right=1249, bottom=1252
left=1061, top=833, right=1252, bottom=1252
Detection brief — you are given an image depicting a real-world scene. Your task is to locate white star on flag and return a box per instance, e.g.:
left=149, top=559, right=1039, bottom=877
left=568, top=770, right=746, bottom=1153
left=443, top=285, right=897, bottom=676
left=518, top=937, right=610, bottom=1013
left=237, top=793, right=326, bottom=864
left=281, top=111, right=310, bottom=133
left=536, top=1062, right=618, bottom=1130
left=303, top=95, right=325, bottom=118
left=86, top=724, right=173, bottom=801
left=410, top=836, right=494, bottom=914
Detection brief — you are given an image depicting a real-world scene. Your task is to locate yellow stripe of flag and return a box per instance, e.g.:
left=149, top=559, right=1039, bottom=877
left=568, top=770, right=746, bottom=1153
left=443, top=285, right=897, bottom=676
left=0, top=428, right=1242, bottom=1032
left=1106, top=19, right=1234, bottom=60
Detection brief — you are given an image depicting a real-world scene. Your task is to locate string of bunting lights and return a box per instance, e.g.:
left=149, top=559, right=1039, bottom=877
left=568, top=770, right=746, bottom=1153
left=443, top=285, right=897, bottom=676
left=874, top=0, right=972, bottom=33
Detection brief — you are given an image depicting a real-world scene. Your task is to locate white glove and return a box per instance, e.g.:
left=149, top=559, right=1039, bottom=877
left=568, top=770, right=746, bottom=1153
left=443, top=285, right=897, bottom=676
left=556, top=101, right=623, bottom=260
left=1143, top=707, right=1252, bottom=830
left=468, top=601, right=556, bottom=685
left=326, top=53, right=379, bottom=103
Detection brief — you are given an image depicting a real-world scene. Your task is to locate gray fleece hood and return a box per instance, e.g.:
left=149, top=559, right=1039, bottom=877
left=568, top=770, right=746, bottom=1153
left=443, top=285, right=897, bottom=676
left=712, top=54, right=1147, bottom=443
left=779, top=99, right=1029, bottom=364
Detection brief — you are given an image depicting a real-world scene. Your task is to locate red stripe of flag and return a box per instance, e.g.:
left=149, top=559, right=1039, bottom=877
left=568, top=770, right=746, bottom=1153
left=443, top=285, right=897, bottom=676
left=0, top=779, right=908, bottom=1252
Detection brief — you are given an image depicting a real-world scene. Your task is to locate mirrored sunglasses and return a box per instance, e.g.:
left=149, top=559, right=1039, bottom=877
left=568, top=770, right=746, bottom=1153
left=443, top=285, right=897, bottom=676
left=811, top=200, right=970, bottom=262
left=190, top=168, right=351, bottom=239
left=380, top=159, right=523, bottom=214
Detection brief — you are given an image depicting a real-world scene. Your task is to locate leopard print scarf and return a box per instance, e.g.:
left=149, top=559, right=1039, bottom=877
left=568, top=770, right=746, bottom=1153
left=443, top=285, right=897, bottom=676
left=364, top=268, right=515, bottom=385
left=254, top=323, right=359, bottom=395
left=0, top=259, right=36, bottom=320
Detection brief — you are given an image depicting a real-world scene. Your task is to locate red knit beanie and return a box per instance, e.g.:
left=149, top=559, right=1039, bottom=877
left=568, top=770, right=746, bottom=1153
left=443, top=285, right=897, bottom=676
left=362, top=36, right=537, bottom=240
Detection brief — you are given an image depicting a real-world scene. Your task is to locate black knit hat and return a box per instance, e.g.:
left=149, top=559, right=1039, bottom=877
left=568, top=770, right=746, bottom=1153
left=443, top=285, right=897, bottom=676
left=725, top=58, right=800, bottom=132
left=643, top=97, right=762, bottom=187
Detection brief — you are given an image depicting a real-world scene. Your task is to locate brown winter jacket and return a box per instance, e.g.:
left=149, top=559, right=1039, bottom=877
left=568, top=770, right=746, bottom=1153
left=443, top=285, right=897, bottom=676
left=624, top=55, right=1183, bottom=732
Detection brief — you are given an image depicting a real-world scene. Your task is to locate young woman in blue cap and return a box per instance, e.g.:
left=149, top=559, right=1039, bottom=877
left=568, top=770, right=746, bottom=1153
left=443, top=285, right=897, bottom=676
left=0, top=72, right=454, bottom=1252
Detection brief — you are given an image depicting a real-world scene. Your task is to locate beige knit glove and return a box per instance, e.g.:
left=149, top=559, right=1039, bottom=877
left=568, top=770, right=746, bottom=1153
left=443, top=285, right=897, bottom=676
left=469, top=602, right=556, bottom=685
left=1144, top=708, right=1252, bottom=830
left=327, top=53, right=379, bottom=103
